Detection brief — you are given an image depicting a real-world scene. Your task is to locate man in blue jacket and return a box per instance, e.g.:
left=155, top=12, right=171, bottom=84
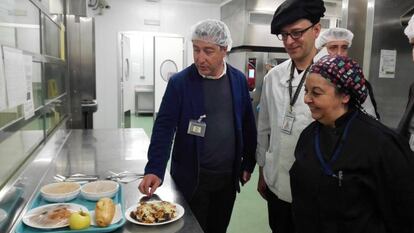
left=138, top=19, right=257, bottom=233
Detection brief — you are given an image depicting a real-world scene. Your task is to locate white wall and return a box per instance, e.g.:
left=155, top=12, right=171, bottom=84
left=93, top=0, right=220, bottom=128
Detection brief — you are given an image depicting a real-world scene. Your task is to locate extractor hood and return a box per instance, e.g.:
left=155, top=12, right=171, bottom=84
left=221, top=0, right=343, bottom=51
left=221, top=0, right=285, bottom=50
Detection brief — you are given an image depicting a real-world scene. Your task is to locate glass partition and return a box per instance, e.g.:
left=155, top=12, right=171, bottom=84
left=44, top=62, right=66, bottom=101
left=0, top=0, right=41, bottom=53
left=0, top=107, right=22, bottom=129
left=37, top=0, right=50, bottom=13
left=0, top=115, right=44, bottom=186
left=0, top=0, right=68, bottom=190
left=0, top=60, right=43, bottom=129
left=46, top=96, right=68, bottom=134
left=32, top=62, right=43, bottom=109
left=43, top=14, right=60, bottom=57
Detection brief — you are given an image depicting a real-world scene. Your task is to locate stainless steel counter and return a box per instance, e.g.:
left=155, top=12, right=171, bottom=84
left=5, top=128, right=203, bottom=233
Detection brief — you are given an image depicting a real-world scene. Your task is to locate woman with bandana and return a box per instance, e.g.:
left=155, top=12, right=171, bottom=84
left=290, top=55, right=414, bottom=233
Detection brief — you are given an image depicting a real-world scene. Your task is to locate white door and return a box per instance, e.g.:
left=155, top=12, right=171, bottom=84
left=153, top=36, right=184, bottom=117
left=120, top=34, right=132, bottom=128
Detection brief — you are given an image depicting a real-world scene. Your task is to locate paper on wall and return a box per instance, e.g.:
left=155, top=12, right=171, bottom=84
left=23, top=55, right=34, bottom=120
left=379, top=49, right=397, bottom=78
left=3, top=46, right=27, bottom=108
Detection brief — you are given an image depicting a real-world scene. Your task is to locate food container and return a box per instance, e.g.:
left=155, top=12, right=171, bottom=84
left=40, top=182, right=81, bottom=202
left=81, top=180, right=119, bottom=201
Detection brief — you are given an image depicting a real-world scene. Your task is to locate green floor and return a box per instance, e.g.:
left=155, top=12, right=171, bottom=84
left=131, top=115, right=271, bottom=233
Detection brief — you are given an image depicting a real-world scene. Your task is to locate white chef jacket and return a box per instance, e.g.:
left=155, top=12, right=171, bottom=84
left=256, top=50, right=327, bottom=203
left=361, top=93, right=377, bottom=119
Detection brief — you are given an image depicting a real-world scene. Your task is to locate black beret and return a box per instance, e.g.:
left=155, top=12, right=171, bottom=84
left=271, top=0, right=326, bottom=35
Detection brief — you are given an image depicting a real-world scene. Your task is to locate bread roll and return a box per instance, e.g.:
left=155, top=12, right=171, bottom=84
left=95, top=197, right=115, bottom=227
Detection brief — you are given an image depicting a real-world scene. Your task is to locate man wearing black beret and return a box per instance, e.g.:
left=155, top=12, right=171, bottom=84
left=256, top=0, right=327, bottom=232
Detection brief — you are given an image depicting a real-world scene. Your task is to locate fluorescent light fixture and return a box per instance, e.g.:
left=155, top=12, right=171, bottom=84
left=144, top=19, right=160, bottom=26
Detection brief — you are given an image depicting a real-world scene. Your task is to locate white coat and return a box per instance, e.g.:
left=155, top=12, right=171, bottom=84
left=256, top=50, right=327, bottom=203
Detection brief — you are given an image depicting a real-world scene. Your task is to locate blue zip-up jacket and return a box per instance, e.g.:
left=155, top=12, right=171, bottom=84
left=144, top=63, right=257, bottom=201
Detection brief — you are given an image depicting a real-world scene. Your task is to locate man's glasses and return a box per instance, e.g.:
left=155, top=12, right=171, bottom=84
left=277, top=24, right=315, bottom=41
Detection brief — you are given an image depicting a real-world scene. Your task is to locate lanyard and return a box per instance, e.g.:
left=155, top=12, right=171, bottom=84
left=288, top=62, right=311, bottom=111
left=314, top=111, right=358, bottom=177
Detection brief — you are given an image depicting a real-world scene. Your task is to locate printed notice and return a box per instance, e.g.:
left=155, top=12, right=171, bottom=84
left=379, top=49, right=397, bottom=78
left=23, top=55, right=34, bottom=119
left=0, top=48, right=6, bottom=111
left=3, top=46, right=27, bottom=108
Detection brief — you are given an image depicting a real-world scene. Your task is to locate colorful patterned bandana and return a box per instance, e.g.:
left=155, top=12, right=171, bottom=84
left=310, top=55, right=368, bottom=105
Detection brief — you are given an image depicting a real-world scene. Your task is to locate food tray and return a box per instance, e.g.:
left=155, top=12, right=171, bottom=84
left=15, top=184, right=125, bottom=233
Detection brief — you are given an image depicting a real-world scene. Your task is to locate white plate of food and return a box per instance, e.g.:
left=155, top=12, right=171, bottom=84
left=125, top=201, right=184, bottom=226
left=22, top=203, right=88, bottom=229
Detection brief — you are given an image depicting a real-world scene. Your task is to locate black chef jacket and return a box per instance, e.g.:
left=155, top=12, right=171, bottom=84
left=290, top=110, right=414, bottom=233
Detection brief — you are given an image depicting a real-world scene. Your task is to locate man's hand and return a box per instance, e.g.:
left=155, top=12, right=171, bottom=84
left=138, top=174, right=161, bottom=196
left=240, top=171, right=251, bottom=185
left=257, top=166, right=267, bottom=200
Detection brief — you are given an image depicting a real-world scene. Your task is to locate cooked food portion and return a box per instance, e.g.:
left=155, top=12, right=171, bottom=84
left=28, top=204, right=72, bottom=228
left=40, top=182, right=81, bottom=202
left=41, top=182, right=80, bottom=195
left=48, top=207, right=72, bottom=220
left=81, top=180, right=119, bottom=201
left=130, top=201, right=177, bottom=224
left=95, top=197, right=115, bottom=227
left=82, top=180, right=118, bottom=193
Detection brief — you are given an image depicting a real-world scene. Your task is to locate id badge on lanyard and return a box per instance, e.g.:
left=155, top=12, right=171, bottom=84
left=281, top=62, right=308, bottom=135
left=187, top=114, right=207, bottom=137
left=281, top=107, right=295, bottom=135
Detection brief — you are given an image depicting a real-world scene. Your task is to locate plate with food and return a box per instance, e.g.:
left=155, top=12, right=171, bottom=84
left=125, top=201, right=184, bottom=226
left=22, top=203, right=88, bottom=229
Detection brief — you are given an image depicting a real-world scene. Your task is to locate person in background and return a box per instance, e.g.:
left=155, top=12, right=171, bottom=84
left=256, top=59, right=277, bottom=114
left=138, top=19, right=257, bottom=233
left=265, top=58, right=278, bottom=74
left=316, top=27, right=380, bottom=119
left=256, top=0, right=326, bottom=232
left=397, top=14, right=414, bottom=151
left=290, top=54, right=414, bottom=233
left=315, top=27, right=354, bottom=56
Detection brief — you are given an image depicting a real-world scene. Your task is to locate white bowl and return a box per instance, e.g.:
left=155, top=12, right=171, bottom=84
left=80, top=180, right=119, bottom=201
left=40, top=182, right=81, bottom=202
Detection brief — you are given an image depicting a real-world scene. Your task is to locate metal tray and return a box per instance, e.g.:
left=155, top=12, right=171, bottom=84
left=15, top=184, right=125, bottom=233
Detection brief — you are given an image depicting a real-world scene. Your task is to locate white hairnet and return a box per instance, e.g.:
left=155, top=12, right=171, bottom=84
left=404, top=14, right=414, bottom=40
left=191, top=19, right=233, bottom=52
left=315, top=28, right=354, bottom=49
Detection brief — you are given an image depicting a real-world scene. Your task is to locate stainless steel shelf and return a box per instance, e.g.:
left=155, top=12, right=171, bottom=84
left=4, top=128, right=203, bottom=233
